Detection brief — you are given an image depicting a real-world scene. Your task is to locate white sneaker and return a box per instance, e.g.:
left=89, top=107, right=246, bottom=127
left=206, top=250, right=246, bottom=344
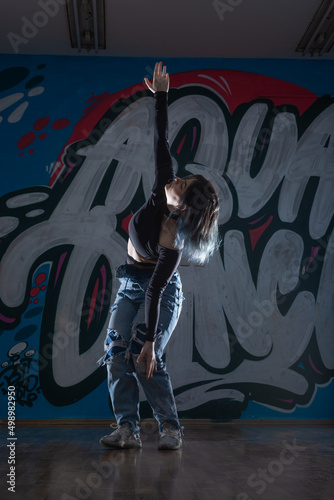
left=158, top=422, right=182, bottom=450
left=100, top=422, right=142, bottom=449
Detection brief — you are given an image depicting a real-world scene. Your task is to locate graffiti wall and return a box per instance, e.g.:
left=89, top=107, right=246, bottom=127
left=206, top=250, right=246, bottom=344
left=0, top=55, right=333, bottom=419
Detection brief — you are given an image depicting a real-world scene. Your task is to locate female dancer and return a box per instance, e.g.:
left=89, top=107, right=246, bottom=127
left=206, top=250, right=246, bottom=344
left=99, top=62, right=220, bottom=450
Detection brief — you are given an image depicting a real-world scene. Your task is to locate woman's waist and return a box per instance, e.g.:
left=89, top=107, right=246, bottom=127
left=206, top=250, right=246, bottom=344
left=116, top=261, right=181, bottom=285
left=126, top=253, right=156, bottom=269
left=127, top=238, right=158, bottom=266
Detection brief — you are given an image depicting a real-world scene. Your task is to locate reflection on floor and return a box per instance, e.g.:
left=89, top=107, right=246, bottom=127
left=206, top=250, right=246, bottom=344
left=0, top=421, right=333, bottom=500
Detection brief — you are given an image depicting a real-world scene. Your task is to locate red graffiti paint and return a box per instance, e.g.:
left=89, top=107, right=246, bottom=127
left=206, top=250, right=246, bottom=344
left=176, top=135, right=186, bottom=155
left=33, top=117, right=49, bottom=131
left=121, top=213, right=133, bottom=234
left=17, top=131, right=36, bottom=149
left=0, top=313, right=16, bottom=324
left=249, top=216, right=274, bottom=250
left=35, top=273, right=46, bottom=285
left=52, top=118, right=70, bottom=130
left=30, top=286, right=40, bottom=297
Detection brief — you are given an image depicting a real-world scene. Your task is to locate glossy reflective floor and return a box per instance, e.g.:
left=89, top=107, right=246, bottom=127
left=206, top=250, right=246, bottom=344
left=1, top=421, right=333, bottom=500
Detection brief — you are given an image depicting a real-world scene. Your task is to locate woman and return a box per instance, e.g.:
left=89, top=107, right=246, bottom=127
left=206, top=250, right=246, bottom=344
left=99, top=62, right=220, bottom=450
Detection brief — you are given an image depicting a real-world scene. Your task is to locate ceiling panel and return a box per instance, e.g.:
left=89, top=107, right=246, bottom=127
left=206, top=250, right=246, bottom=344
left=0, top=0, right=333, bottom=59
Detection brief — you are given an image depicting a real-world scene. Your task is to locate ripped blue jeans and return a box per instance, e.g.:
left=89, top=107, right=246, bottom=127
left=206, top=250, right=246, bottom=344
left=98, top=263, right=183, bottom=433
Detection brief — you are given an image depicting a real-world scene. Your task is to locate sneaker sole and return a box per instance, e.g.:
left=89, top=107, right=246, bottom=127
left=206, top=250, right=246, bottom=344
left=158, top=441, right=182, bottom=450
left=99, top=438, right=142, bottom=449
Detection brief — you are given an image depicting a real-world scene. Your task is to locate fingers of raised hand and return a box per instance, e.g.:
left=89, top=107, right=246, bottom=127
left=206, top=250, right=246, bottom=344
left=155, top=62, right=168, bottom=81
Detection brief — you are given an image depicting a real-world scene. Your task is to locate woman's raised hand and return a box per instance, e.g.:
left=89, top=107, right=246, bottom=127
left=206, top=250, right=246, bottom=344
left=144, top=61, right=169, bottom=93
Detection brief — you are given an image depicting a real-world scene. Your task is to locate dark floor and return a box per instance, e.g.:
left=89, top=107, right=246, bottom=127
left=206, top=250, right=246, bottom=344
left=1, top=421, right=333, bottom=500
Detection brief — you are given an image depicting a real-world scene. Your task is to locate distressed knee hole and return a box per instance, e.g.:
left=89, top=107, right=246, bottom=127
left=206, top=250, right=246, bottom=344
left=105, top=329, right=127, bottom=355
left=97, top=328, right=127, bottom=365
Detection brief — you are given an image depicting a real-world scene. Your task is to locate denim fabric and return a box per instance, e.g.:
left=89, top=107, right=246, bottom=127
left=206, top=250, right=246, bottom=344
left=98, top=263, right=183, bottom=432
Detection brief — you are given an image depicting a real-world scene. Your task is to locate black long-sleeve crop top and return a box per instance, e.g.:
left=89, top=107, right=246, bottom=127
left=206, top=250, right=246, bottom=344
left=128, top=92, right=182, bottom=341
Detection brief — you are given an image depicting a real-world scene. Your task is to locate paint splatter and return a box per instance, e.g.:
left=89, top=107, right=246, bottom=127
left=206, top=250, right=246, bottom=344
left=52, top=118, right=70, bottom=130
left=17, top=132, right=36, bottom=149
left=35, top=273, right=46, bottom=285
left=33, top=117, right=49, bottom=130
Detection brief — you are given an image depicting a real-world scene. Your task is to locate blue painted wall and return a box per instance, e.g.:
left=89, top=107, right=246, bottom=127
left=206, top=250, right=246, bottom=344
left=0, top=55, right=333, bottom=419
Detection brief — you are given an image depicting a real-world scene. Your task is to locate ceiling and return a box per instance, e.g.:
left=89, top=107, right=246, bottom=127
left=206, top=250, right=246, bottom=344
left=0, top=0, right=333, bottom=59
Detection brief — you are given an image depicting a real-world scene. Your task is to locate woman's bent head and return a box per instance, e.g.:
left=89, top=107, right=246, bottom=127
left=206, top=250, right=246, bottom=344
left=174, top=174, right=220, bottom=264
